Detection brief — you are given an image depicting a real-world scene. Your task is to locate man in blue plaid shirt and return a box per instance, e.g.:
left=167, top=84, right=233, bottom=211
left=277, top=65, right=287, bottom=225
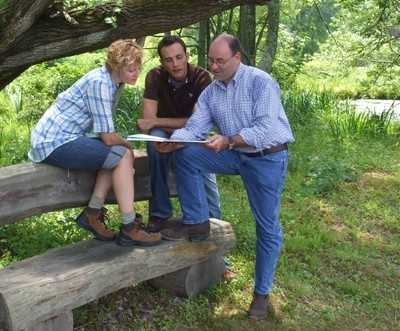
left=153, top=34, right=295, bottom=320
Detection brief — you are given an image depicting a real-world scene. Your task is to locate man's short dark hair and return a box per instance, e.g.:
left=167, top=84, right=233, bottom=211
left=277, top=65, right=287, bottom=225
left=157, top=36, right=187, bottom=58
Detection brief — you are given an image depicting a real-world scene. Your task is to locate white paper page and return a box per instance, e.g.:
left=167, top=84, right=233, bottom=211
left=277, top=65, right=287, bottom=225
left=126, top=134, right=209, bottom=144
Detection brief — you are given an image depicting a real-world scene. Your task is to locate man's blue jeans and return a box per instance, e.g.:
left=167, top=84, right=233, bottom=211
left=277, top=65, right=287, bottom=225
left=147, top=129, right=221, bottom=219
left=173, top=145, right=288, bottom=295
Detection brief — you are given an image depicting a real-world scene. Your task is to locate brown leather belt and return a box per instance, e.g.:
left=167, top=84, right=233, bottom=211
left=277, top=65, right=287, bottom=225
left=243, top=143, right=288, bottom=158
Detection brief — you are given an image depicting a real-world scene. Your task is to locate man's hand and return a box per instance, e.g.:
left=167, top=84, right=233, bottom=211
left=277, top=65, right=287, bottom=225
left=137, top=118, right=155, bottom=132
left=205, top=134, right=228, bottom=152
left=152, top=141, right=184, bottom=153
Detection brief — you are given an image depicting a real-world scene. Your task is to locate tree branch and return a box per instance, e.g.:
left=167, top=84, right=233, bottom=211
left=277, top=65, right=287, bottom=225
left=0, top=0, right=54, bottom=53
left=0, top=0, right=269, bottom=91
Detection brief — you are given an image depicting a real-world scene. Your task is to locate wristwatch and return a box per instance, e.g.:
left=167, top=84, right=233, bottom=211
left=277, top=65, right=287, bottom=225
left=228, top=136, right=234, bottom=150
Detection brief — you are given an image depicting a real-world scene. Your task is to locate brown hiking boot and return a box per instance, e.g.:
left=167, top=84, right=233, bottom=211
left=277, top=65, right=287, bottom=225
left=146, top=215, right=168, bottom=232
left=247, top=292, right=269, bottom=320
left=116, top=214, right=162, bottom=246
left=160, top=220, right=210, bottom=242
left=75, top=207, right=116, bottom=241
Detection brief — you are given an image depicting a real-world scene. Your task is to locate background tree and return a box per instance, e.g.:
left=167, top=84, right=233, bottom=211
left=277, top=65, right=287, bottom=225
left=292, top=0, right=400, bottom=98
left=192, top=3, right=280, bottom=73
left=238, top=5, right=256, bottom=66
left=198, top=20, right=208, bottom=69
left=258, top=0, right=280, bottom=73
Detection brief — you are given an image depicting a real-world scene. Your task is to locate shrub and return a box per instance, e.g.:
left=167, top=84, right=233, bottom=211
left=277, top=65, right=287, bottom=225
left=11, top=51, right=106, bottom=123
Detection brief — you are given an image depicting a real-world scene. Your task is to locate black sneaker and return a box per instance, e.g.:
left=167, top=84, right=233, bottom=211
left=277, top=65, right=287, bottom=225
left=160, top=220, right=210, bottom=242
left=247, top=292, right=269, bottom=320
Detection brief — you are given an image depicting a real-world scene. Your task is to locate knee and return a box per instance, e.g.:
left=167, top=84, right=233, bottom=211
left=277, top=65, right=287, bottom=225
left=120, top=149, right=134, bottom=167
left=173, top=146, right=196, bottom=167
left=174, top=146, right=189, bottom=160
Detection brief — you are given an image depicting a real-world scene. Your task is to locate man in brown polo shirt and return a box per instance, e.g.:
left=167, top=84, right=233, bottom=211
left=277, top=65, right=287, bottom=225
left=137, top=36, right=221, bottom=232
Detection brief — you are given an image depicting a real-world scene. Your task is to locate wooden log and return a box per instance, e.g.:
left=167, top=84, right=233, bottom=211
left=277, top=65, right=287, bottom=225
left=21, top=312, right=73, bottom=331
left=0, top=219, right=235, bottom=331
left=148, top=255, right=227, bottom=298
left=0, top=149, right=177, bottom=226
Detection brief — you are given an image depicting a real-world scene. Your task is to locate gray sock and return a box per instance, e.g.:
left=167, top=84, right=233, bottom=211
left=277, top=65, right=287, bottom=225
left=121, top=211, right=135, bottom=226
left=88, top=195, right=105, bottom=210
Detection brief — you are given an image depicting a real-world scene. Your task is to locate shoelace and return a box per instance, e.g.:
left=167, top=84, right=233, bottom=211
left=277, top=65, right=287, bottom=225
left=97, top=207, right=111, bottom=229
left=134, top=217, right=153, bottom=236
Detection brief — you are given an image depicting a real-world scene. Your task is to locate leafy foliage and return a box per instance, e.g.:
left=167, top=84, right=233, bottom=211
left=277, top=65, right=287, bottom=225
left=114, top=86, right=144, bottom=137
left=290, top=0, right=400, bottom=99
left=10, top=52, right=106, bottom=123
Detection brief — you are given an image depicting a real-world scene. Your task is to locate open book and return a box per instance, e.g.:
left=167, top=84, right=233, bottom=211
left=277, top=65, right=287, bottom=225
left=127, top=133, right=209, bottom=144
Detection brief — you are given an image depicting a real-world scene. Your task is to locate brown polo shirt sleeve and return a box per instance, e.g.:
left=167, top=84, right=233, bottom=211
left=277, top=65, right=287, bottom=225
left=143, top=68, right=161, bottom=101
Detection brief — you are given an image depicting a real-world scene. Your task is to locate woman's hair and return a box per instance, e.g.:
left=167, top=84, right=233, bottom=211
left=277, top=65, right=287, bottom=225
left=106, top=39, right=143, bottom=71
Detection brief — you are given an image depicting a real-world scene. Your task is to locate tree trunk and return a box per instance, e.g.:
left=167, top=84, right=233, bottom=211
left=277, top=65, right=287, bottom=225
left=258, top=0, right=280, bottom=73
left=238, top=4, right=256, bottom=66
left=0, top=0, right=269, bottom=91
left=198, top=20, right=207, bottom=68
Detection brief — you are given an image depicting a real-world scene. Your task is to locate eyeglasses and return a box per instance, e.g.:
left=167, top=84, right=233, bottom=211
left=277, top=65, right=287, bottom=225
left=207, top=53, right=237, bottom=68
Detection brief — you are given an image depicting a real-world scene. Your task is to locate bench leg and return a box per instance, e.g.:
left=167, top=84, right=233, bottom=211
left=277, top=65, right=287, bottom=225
left=147, top=256, right=227, bottom=298
left=23, top=311, right=73, bottom=331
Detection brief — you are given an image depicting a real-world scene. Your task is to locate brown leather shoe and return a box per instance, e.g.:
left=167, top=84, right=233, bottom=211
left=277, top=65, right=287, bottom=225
left=247, top=292, right=269, bottom=320
left=116, top=214, right=162, bottom=246
left=146, top=216, right=168, bottom=232
left=75, top=207, right=116, bottom=241
left=160, top=220, right=210, bottom=242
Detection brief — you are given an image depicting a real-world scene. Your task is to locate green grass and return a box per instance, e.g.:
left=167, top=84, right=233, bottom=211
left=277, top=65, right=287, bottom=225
left=1, top=83, right=399, bottom=330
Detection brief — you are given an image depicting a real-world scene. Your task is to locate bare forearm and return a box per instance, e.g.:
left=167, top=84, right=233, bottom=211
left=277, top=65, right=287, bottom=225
left=99, top=132, right=131, bottom=149
left=137, top=117, right=189, bottom=132
left=154, top=117, right=189, bottom=129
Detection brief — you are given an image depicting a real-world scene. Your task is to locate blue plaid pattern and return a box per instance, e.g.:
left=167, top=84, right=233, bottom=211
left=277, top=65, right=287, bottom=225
left=29, top=66, right=118, bottom=162
left=172, top=63, right=294, bottom=153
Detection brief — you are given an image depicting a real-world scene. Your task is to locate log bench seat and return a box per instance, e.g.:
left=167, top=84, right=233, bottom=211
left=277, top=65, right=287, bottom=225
left=0, top=149, right=236, bottom=331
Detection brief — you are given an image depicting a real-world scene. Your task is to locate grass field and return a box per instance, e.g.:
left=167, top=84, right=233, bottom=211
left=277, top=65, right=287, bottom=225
left=1, top=89, right=399, bottom=330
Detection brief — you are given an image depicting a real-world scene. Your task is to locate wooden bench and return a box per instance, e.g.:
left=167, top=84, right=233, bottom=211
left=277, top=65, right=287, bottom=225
left=0, top=150, right=236, bottom=331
